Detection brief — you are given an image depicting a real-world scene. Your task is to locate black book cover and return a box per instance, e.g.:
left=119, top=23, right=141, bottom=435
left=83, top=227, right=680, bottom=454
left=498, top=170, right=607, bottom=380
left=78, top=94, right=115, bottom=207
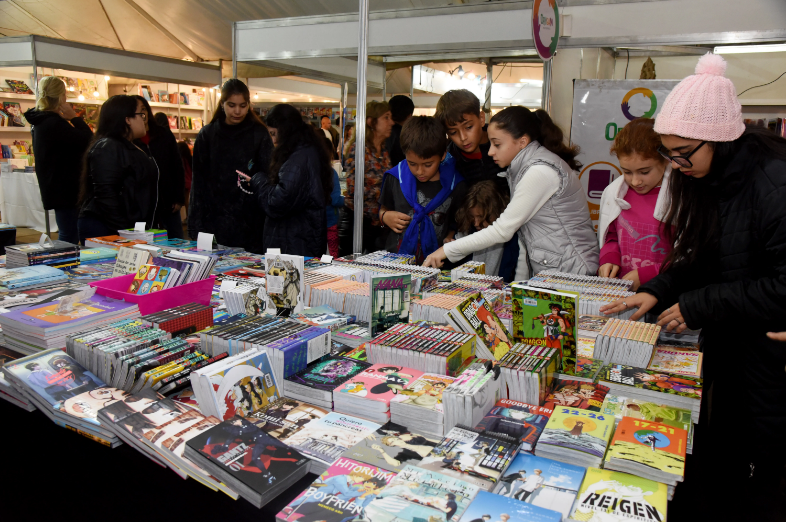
left=185, top=416, right=309, bottom=494
left=285, top=355, right=370, bottom=391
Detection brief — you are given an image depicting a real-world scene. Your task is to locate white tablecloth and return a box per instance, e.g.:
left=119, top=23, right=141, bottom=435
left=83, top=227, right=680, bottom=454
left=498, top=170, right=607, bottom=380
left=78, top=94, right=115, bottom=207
left=0, top=170, right=58, bottom=232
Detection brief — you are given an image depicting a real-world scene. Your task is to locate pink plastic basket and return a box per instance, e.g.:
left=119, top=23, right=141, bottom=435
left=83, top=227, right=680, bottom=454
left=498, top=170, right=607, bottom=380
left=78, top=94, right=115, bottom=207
left=89, top=275, right=215, bottom=316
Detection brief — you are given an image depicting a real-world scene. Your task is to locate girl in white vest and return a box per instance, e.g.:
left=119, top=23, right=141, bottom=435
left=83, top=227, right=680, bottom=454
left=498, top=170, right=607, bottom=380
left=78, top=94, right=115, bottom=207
left=424, top=106, right=598, bottom=278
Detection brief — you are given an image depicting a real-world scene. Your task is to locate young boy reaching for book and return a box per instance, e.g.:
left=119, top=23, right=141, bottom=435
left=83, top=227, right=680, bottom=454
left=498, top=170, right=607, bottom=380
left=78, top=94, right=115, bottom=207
left=379, top=116, right=467, bottom=264
left=597, top=118, right=672, bottom=290
left=452, top=180, right=520, bottom=282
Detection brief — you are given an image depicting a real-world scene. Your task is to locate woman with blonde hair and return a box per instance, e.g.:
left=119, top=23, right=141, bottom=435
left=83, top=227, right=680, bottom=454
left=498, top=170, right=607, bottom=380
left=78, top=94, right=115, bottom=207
left=25, top=76, right=93, bottom=244
left=344, top=100, right=394, bottom=252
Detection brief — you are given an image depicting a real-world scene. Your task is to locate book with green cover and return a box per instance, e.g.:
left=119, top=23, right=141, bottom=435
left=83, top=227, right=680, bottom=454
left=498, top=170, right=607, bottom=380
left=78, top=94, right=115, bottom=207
left=536, top=407, right=614, bottom=460
left=511, top=284, right=578, bottom=372
left=369, top=273, right=411, bottom=336
left=570, top=467, right=667, bottom=522
left=598, top=364, right=703, bottom=400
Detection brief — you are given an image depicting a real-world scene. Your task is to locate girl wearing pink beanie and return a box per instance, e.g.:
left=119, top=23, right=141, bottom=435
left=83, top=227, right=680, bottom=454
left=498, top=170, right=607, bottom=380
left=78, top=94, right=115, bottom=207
left=603, top=53, right=786, bottom=517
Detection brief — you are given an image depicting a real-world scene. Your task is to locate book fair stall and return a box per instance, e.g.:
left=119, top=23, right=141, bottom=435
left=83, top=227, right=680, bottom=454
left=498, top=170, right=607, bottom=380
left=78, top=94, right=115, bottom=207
left=1, top=1, right=786, bottom=522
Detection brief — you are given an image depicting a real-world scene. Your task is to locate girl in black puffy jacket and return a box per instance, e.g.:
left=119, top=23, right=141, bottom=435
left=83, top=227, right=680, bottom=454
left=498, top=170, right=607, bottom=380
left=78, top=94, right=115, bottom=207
left=78, top=95, right=158, bottom=244
left=247, top=103, right=333, bottom=257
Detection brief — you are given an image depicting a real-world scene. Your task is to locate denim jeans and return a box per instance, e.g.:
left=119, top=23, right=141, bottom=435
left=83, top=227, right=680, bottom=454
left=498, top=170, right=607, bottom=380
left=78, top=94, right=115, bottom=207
left=53, top=207, right=80, bottom=245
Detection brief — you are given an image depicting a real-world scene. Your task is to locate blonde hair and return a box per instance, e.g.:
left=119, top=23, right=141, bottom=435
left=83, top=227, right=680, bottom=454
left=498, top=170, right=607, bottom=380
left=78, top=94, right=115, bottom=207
left=36, top=76, right=66, bottom=111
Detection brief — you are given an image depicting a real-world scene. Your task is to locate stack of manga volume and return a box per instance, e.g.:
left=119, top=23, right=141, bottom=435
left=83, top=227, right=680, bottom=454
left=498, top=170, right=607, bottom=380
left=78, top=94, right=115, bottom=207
left=364, top=322, right=476, bottom=376
left=184, top=416, right=310, bottom=508
left=245, top=397, right=329, bottom=445
left=593, top=318, right=662, bottom=367
left=445, top=292, right=513, bottom=360
left=442, top=360, right=502, bottom=431
left=474, top=399, right=553, bottom=452
left=6, top=239, right=80, bottom=269
left=409, top=294, right=465, bottom=323
left=535, top=406, right=615, bottom=468
left=308, top=279, right=370, bottom=318
left=223, top=279, right=267, bottom=316
left=302, top=271, right=343, bottom=306
left=343, top=421, right=442, bottom=472
left=543, top=378, right=610, bottom=412
left=354, top=250, right=416, bottom=264
left=283, top=354, right=371, bottom=408
left=263, top=252, right=305, bottom=315
left=288, top=305, right=357, bottom=332
left=139, top=303, right=214, bottom=336
left=332, top=363, right=424, bottom=423
left=458, top=490, right=562, bottom=522
left=451, top=260, right=486, bottom=281
left=527, top=270, right=637, bottom=319
left=616, top=397, right=695, bottom=454
left=570, top=467, right=668, bottom=522
left=389, top=372, right=455, bottom=437
left=421, top=280, right=506, bottom=307
left=496, top=343, right=560, bottom=405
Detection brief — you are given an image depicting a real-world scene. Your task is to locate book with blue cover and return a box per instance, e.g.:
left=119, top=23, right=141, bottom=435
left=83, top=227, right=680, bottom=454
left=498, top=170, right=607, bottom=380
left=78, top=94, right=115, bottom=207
left=79, top=247, right=118, bottom=264
left=458, top=489, right=562, bottom=522
left=0, top=265, right=68, bottom=288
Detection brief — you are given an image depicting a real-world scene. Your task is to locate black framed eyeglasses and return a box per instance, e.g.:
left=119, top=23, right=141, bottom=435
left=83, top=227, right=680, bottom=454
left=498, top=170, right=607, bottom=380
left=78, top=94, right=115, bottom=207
left=134, top=112, right=147, bottom=121
left=657, top=141, right=707, bottom=168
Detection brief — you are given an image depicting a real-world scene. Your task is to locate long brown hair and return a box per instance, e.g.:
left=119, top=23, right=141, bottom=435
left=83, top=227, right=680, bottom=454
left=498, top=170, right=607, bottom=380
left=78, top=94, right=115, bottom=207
left=490, top=106, right=581, bottom=171
left=349, top=100, right=390, bottom=152
left=210, top=78, right=264, bottom=126
left=454, top=180, right=510, bottom=234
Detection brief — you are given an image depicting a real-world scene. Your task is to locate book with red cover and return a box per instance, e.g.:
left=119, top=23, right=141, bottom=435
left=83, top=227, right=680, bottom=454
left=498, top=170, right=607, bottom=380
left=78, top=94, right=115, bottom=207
left=333, top=364, right=423, bottom=412
left=543, top=378, right=609, bottom=412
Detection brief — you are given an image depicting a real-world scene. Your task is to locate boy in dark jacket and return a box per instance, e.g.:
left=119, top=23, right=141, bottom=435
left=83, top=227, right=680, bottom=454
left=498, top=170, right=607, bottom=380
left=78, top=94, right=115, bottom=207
left=379, top=116, right=466, bottom=264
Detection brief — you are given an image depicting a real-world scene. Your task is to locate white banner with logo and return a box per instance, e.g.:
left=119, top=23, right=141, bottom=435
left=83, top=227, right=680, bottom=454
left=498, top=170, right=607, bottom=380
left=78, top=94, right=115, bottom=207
left=570, top=79, right=680, bottom=230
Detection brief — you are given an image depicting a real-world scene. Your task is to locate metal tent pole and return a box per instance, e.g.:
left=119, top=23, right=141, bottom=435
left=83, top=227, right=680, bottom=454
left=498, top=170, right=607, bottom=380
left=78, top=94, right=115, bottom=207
left=353, top=0, right=369, bottom=254
left=382, top=57, right=387, bottom=101
left=542, top=59, right=552, bottom=113
left=484, top=59, right=493, bottom=116
left=31, top=37, right=51, bottom=237
left=231, top=22, right=237, bottom=79
left=339, top=82, right=346, bottom=165
left=409, top=66, right=414, bottom=99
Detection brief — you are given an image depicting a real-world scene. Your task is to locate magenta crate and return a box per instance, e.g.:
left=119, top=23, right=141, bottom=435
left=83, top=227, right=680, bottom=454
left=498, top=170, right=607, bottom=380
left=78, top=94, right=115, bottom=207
left=89, top=275, right=215, bottom=315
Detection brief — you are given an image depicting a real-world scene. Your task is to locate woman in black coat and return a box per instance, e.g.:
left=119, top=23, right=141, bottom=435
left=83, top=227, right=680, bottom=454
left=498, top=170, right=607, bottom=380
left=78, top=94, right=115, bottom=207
left=188, top=79, right=272, bottom=253
left=602, top=54, right=786, bottom=520
left=77, top=95, right=158, bottom=243
left=134, top=96, right=185, bottom=239
left=246, top=103, right=332, bottom=256
left=24, top=76, right=93, bottom=244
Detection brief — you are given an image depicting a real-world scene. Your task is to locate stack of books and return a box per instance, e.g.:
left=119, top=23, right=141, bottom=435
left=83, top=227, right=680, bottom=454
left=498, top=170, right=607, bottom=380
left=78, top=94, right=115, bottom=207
left=284, top=354, right=370, bottom=409
left=354, top=250, right=415, bottom=264
left=462, top=489, right=562, bottom=522
left=451, top=260, right=485, bottom=281
left=0, top=292, right=140, bottom=354
left=598, top=363, right=702, bottom=423
left=302, top=271, right=343, bottom=306
left=365, top=322, right=475, bottom=376
left=497, top=343, right=560, bottom=405
left=543, top=377, right=610, bottom=412
left=6, top=240, right=80, bottom=268
left=474, top=399, right=553, bottom=452
left=604, top=416, right=687, bottom=499
left=409, top=294, right=465, bottom=323
left=0, top=347, right=35, bottom=410
left=647, top=342, right=703, bottom=378
left=528, top=270, right=637, bottom=319
left=603, top=395, right=694, bottom=453
left=421, top=280, right=506, bottom=305
left=139, top=302, right=213, bottom=335
left=2, top=348, right=124, bottom=447
left=0, top=265, right=68, bottom=289
left=570, top=467, right=668, bottom=521
left=330, top=322, right=372, bottom=348
left=341, top=259, right=441, bottom=293
left=343, top=421, right=442, bottom=473
left=308, top=279, right=369, bottom=316
left=112, top=247, right=152, bottom=276
left=84, top=235, right=147, bottom=249
left=78, top=247, right=118, bottom=264
left=118, top=228, right=167, bottom=243
left=289, top=305, right=357, bottom=332
left=332, top=363, right=423, bottom=423
left=222, top=279, right=266, bottom=316
left=390, top=372, right=454, bottom=437
left=592, top=318, right=661, bottom=366
left=535, top=406, right=614, bottom=468
left=441, top=360, right=502, bottom=430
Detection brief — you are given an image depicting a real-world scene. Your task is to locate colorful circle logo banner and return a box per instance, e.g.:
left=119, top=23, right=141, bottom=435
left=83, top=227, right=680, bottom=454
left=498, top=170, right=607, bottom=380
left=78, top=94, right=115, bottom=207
left=532, top=0, right=560, bottom=61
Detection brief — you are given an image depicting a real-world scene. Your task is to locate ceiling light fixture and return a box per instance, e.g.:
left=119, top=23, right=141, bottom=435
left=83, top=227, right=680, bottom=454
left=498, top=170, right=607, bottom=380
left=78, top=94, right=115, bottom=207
left=714, top=43, right=786, bottom=54
left=104, top=75, right=110, bottom=81
left=78, top=93, right=85, bottom=101
left=467, top=73, right=475, bottom=80
left=253, top=93, right=258, bottom=99
left=69, top=86, right=75, bottom=92
left=93, top=90, right=100, bottom=98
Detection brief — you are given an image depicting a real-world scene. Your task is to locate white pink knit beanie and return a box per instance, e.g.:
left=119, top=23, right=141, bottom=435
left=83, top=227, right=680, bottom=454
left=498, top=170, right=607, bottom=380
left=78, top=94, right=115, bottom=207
left=654, top=53, right=745, bottom=142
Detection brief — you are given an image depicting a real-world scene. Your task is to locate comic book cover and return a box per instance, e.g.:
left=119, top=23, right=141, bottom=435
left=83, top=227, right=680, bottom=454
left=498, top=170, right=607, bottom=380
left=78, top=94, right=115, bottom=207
left=566, top=356, right=605, bottom=380
left=647, top=346, right=703, bottom=377
left=342, top=343, right=368, bottom=361
left=2, top=293, right=137, bottom=328
left=543, top=379, right=609, bottom=412
left=605, top=417, right=687, bottom=477
left=283, top=412, right=381, bottom=466
left=473, top=399, right=553, bottom=451
left=390, top=373, right=454, bottom=414
left=577, top=314, right=611, bottom=336
left=458, top=489, right=562, bottom=522
left=418, top=426, right=518, bottom=491
left=570, top=467, right=667, bottom=522
left=286, top=355, right=370, bottom=392
left=511, top=284, right=578, bottom=372
left=115, top=397, right=194, bottom=440
left=343, top=421, right=441, bottom=473
left=600, top=394, right=627, bottom=422
left=621, top=398, right=692, bottom=436
left=247, top=397, right=329, bottom=441
left=598, top=364, right=703, bottom=400
left=364, top=464, right=480, bottom=522
left=493, top=452, right=585, bottom=521
left=212, top=350, right=279, bottom=420
left=265, top=253, right=305, bottom=314
left=536, top=407, right=614, bottom=459
left=168, top=386, right=201, bottom=410
left=456, top=292, right=511, bottom=360
left=576, top=336, right=596, bottom=358
left=278, top=457, right=395, bottom=522
left=334, top=364, right=423, bottom=406
left=185, top=416, right=309, bottom=498
left=369, top=274, right=411, bottom=336
left=97, top=388, right=163, bottom=425
left=58, top=386, right=135, bottom=427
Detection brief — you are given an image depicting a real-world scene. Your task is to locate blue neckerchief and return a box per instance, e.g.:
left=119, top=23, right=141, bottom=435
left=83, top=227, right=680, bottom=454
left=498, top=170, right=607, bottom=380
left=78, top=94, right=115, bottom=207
left=383, top=153, right=463, bottom=257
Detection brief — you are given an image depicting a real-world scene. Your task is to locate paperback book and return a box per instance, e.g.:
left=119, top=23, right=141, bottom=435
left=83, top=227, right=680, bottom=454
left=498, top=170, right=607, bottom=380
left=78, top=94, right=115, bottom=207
left=448, top=292, right=512, bottom=360
left=458, top=489, right=562, bottom=522
left=264, top=253, right=305, bottom=314
left=369, top=273, right=411, bottom=336
left=570, top=467, right=667, bottom=522
left=535, top=406, right=615, bottom=468
left=246, top=397, right=329, bottom=442
left=473, top=399, right=552, bottom=451
left=343, top=420, right=440, bottom=473
left=542, top=378, right=609, bottom=412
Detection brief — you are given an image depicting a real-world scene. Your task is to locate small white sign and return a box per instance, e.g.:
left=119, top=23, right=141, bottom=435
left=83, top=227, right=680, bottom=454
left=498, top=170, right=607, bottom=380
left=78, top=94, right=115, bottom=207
left=134, top=222, right=146, bottom=232
left=320, top=255, right=333, bottom=264
left=267, top=248, right=281, bottom=255
left=197, top=232, right=215, bottom=251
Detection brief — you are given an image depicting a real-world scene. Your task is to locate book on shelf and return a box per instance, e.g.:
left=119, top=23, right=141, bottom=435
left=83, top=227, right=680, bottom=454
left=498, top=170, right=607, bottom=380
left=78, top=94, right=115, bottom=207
left=6, top=79, right=33, bottom=95
left=492, top=451, right=586, bottom=521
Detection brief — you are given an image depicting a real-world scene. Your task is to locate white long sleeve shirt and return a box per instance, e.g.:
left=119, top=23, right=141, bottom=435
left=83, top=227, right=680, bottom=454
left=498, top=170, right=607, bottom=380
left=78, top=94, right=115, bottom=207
left=443, top=164, right=560, bottom=280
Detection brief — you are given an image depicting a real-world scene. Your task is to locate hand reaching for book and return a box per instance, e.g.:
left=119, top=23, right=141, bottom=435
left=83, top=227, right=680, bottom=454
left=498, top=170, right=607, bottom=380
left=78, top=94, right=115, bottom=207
left=767, top=332, right=786, bottom=342
left=423, top=246, right=446, bottom=268
left=622, top=269, right=641, bottom=291
left=657, top=303, right=688, bottom=333
left=600, top=292, right=657, bottom=320
left=598, top=263, right=620, bottom=278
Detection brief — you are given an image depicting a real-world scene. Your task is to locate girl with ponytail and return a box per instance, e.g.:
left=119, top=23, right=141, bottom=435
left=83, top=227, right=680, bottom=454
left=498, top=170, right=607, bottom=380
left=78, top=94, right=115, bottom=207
left=424, top=106, right=598, bottom=278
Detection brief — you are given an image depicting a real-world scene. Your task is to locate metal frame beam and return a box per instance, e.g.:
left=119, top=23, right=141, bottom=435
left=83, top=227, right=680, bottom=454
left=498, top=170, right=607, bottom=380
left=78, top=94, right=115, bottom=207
left=122, top=0, right=201, bottom=62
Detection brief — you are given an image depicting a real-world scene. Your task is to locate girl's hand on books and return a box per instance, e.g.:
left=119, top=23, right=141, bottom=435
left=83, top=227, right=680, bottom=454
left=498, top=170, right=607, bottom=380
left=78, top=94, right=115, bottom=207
left=657, top=303, right=688, bottom=333
left=423, top=247, right=446, bottom=268
left=767, top=331, right=786, bottom=341
left=600, top=292, right=657, bottom=320
left=58, top=103, right=77, bottom=120
left=383, top=211, right=412, bottom=233
left=621, top=269, right=640, bottom=291
left=598, top=263, right=620, bottom=278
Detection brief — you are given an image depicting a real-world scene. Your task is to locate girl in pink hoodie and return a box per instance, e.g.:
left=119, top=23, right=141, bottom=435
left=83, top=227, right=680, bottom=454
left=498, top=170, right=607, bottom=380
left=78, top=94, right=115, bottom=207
left=597, top=118, right=672, bottom=290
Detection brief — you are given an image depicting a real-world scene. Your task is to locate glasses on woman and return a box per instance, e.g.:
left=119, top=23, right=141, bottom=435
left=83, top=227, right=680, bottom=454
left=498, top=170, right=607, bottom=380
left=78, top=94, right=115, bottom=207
left=657, top=141, right=707, bottom=168
left=134, top=112, right=148, bottom=121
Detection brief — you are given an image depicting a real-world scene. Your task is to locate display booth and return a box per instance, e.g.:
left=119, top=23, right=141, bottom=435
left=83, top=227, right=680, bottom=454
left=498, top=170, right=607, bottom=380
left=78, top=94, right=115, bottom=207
left=233, top=0, right=786, bottom=252
left=0, top=35, right=221, bottom=234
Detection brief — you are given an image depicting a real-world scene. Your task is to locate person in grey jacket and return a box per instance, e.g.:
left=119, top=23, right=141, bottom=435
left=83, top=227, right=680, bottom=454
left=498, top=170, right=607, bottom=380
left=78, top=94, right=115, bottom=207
left=424, top=106, right=598, bottom=278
